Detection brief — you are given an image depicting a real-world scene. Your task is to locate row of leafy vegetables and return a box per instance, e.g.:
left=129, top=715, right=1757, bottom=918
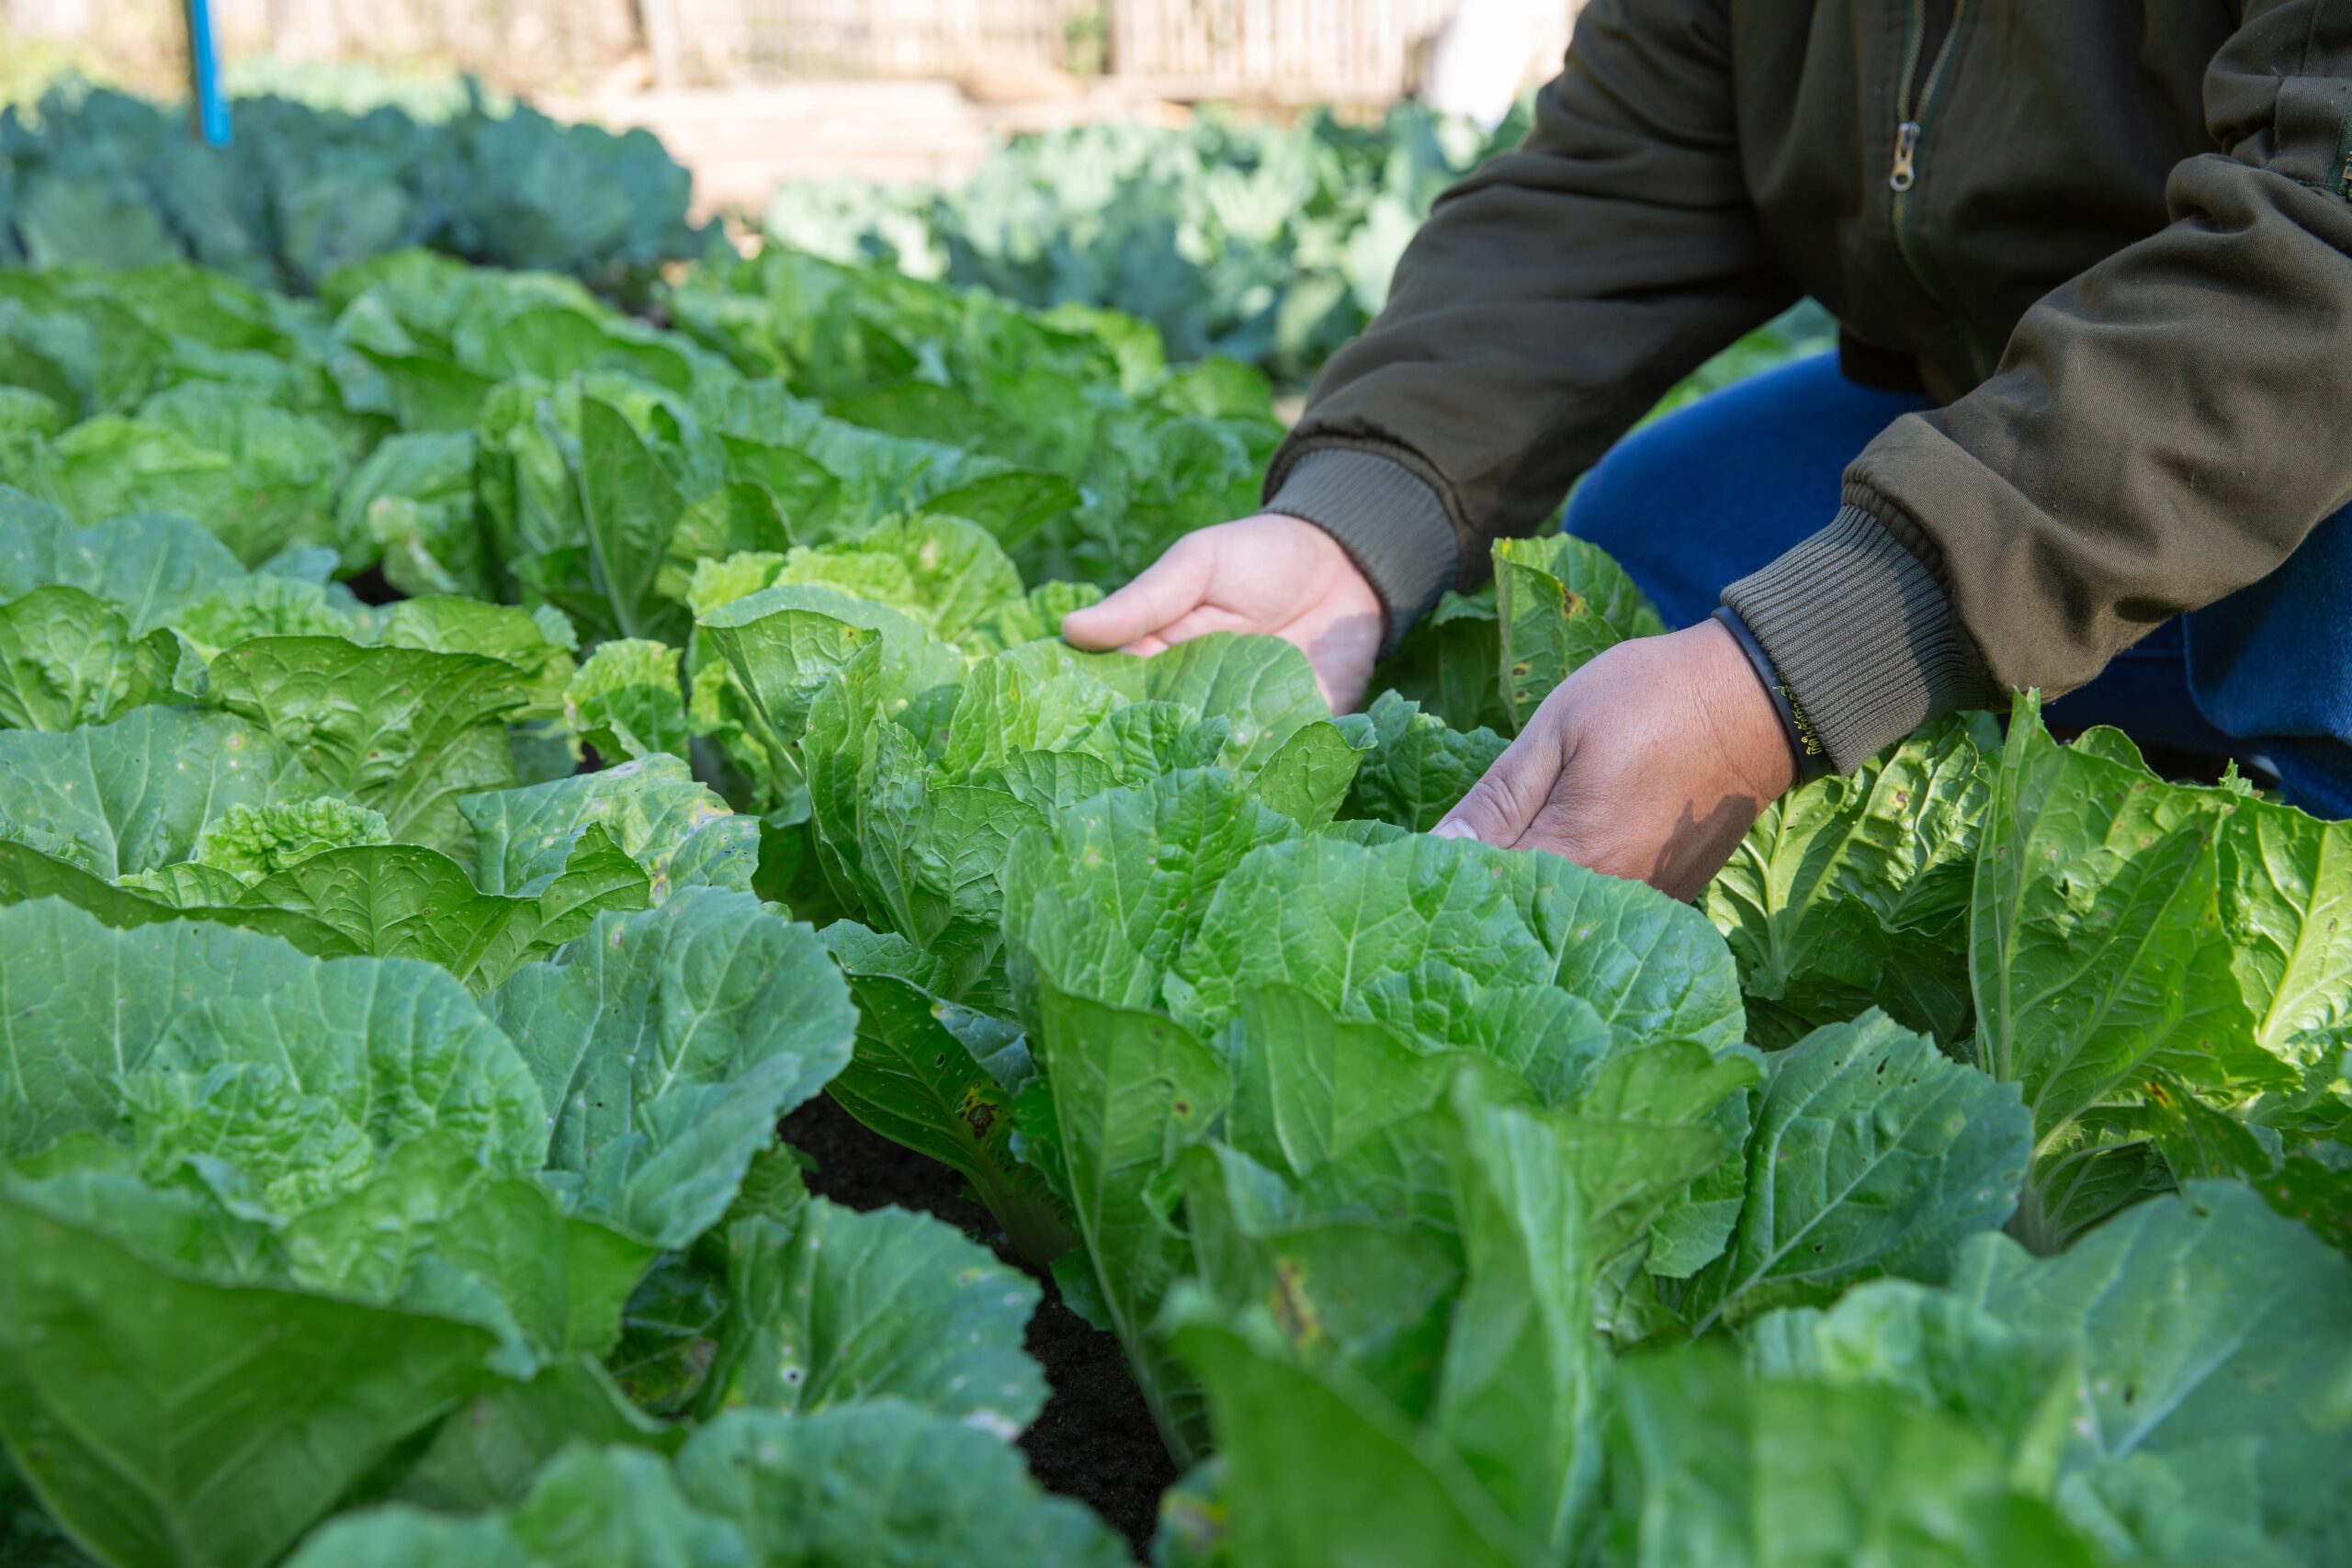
left=763, top=104, right=1521, bottom=382
left=762, top=103, right=1841, bottom=393
left=0, top=231, right=2343, bottom=1568
left=0, top=78, right=709, bottom=295
left=0, top=74, right=1826, bottom=393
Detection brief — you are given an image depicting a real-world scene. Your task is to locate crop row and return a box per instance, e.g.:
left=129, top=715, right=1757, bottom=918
left=0, top=238, right=2343, bottom=1568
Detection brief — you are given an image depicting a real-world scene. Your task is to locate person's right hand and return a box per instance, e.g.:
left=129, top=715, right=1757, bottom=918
left=1060, top=514, right=1385, bottom=713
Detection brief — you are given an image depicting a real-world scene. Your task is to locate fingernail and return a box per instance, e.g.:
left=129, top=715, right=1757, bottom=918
left=1430, top=819, right=1479, bottom=842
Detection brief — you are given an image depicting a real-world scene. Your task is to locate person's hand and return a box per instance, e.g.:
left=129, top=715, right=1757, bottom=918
left=1061, top=514, right=1384, bottom=713
left=1433, top=619, right=1797, bottom=901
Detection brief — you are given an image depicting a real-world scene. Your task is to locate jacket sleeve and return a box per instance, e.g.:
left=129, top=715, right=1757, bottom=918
left=1727, top=0, right=2352, bottom=772
left=1265, top=0, right=1796, bottom=648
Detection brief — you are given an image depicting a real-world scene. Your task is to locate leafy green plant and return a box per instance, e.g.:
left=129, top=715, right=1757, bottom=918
left=0, top=202, right=2344, bottom=1568
left=0, top=80, right=709, bottom=293
left=765, top=105, right=1512, bottom=386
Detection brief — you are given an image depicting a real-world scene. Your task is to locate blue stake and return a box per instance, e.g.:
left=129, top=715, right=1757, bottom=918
left=184, top=0, right=232, bottom=146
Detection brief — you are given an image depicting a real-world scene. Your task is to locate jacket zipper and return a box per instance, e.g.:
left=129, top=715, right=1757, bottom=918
left=1889, top=0, right=1962, bottom=196
left=1889, top=0, right=1973, bottom=368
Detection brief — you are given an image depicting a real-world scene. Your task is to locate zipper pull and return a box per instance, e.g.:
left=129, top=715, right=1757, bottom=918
left=1889, top=121, right=1921, bottom=192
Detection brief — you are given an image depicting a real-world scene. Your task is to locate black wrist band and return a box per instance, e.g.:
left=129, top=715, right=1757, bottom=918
left=1712, top=606, right=1830, bottom=785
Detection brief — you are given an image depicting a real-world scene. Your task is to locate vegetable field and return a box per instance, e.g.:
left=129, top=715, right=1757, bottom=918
left=0, top=86, right=2346, bottom=1568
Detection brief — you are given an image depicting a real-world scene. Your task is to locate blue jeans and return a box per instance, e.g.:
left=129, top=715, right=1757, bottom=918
left=1563, top=354, right=2352, bottom=817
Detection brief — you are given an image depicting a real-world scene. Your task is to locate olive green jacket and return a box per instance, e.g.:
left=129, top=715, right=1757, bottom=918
left=1266, top=0, right=2352, bottom=771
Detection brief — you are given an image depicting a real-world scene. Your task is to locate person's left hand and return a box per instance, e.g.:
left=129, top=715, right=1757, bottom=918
left=1432, top=619, right=1797, bottom=900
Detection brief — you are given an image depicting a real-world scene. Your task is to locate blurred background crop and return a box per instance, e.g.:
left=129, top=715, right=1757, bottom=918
left=0, top=0, right=1827, bottom=395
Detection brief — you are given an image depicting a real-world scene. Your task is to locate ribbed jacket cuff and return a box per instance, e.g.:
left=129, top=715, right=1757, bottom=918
left=1721, top=504, right=1999, bottom=773
left=1265, top=449, right=1461, bottom=657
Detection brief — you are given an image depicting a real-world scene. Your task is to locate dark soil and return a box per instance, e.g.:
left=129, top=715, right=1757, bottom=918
left=778, top=1092, right=1177, bottom=1561
left=342, top=565, right=401, bottom=606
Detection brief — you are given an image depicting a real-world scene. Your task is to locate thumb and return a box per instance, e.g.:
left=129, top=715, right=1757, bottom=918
left=1062, top=542, right=1212, bottom=652
left=1432, top=730, right=1555, bottom=848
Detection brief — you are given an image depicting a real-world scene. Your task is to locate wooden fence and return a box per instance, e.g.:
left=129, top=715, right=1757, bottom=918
left=667, top=0, right=1097, bottom=84
left=4, top=0, right=1579, bottom=103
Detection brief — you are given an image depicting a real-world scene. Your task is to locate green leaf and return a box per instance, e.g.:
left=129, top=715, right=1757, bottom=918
left=1176, top=1126, right=1463, bottom=1413
left=292, top=1443, right=740, bottom=1568
left=1001, top=769, right=1297, bottom=1013
left=1344, top=689, right=1509, bottom=832
left=0, top=705, right=315, bottom=878
left=937, top=641, right=1134, bottom=776
left=820, top=925, right=1077, bottom=1265
left=0, top=898, right=656, bottom=1568
left=1431, top=1088, right=1605, bottom=1552
left=238, top=843, right=548, bottom=987
left=1246, top=716, right=1371, bottom=829
left=1170, top=831, right=1744, bottom=1059
left=1030, top=982, right=1228, bottom=1458
left=1742, top=1280, right=2080, bottom=1495
left=0, top=1190, right=503, bottom=1568
left=0, top=488, right=248, bottom=634
left=460, top=754, right=752, bottom=901
left=1136, top=632, right=1329, bottom=770
left=674, top=1405, right=1132, bottom=1566
left=487, top=890, right=854, bottom=1248
left=1608, top=1346, right=2102, bottom=1568
left=533, top=823, right=660, bottom=946
left=272, top=1146, right=651, bottom=1374
left=833, top=722, right=1048, bottom=988
left=36, top=395, right=346, bottom=567
left=0, top=837, right=345, bottom=956
left=206, top=637, right=529, bottom=858
left=232, top=830, right=650, bottom=991
left=773, top=513, right=1026, bottom=645
left=493, top=1441, right=752, bottom=1567
left=714, top=1199, right=1046, bottom=1434
left=1706, top=718, right=1988, bottom=1046
left=1954, top=1181, right=2352, bottom=1563
left=0, top=586, right=179, bottom=731
left=798, top=633, right=971, bottom=906
left=1547, top=1039, right=1760, bottom=1271
left=1969, top=697, right=2278, bottom=1245
left=967, top=578, right=1104, bottom=655
left=187, top=795, right=391, bottom=881
left=1492, top=534, right=1664, bottom=729
left=1222, top=986, right=1454, bottom=1179
left=1683, top=1013, right=2030, bottom=1332
left=577, top=393, right=687, bottom=644
left=390, top=1355, right=675, bottom=1515
left=564, top=637, right=688, bottom=762
left=699, top=581, right=938, bottom=783
left=1223, top=987, right=1458, bottom=1184
left=1512, top=844, right=1748, bottom=1057
left=922, top=470, right=1082, bottom=551
left=1374, top=585, right=1510, bottom=735
left=606, top=1252, right=735, bottom=1418
left=2213, top=791, right=2352, bottom=1075
left=1169, top=833, right=1558, bottom=1033
left=1165, top=1301, right=1548, bottom=1568
left=168, top=572, right=356, bottom=658
left=344, top=430, right=492, bottom=600
left=372, top=597, right=578, bottom=722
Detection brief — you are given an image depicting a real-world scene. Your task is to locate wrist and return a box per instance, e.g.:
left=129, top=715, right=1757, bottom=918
left=1287, top=514, right=1383, bottom=613
left=1262, top=448, right=1459, bottom=654
left=1710, top=608, right=1826, bottom=786
left=1692, top=617, right=1800, bottom=803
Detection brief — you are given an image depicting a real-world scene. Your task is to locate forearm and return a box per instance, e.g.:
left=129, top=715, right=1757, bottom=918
left=1273, top=0, right=1794, bottom=636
